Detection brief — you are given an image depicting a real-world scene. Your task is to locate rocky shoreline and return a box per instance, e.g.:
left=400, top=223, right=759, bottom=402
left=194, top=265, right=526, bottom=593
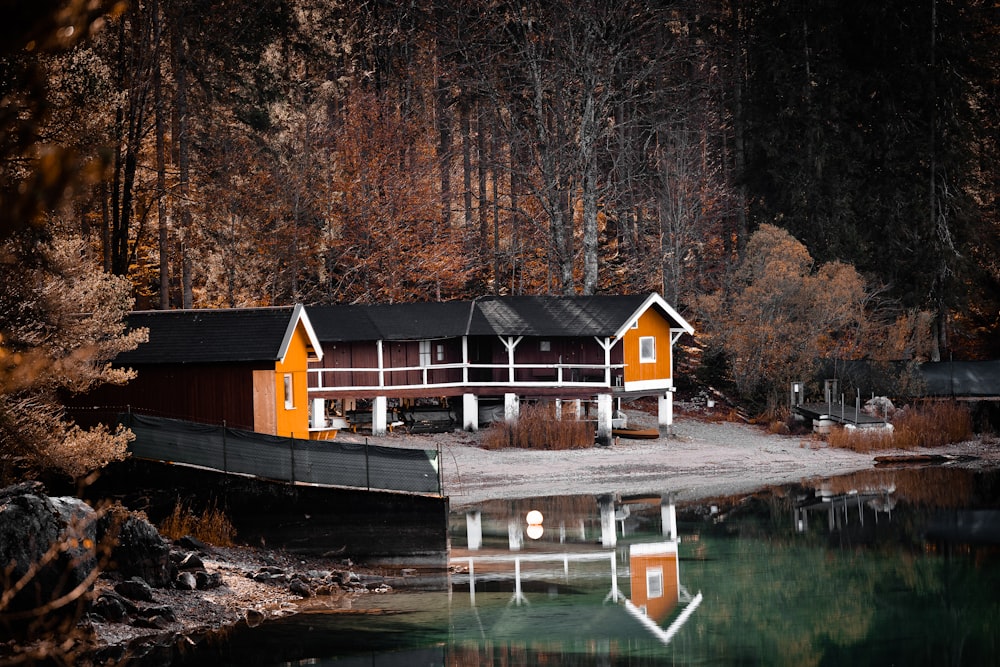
left=87, top=541, right=392, bottom=666
left=0, top=482, right=395, bottom=666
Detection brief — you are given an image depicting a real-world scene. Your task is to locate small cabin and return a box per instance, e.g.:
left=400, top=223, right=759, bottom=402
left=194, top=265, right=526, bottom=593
left=75, top=304, right=323, bottom=439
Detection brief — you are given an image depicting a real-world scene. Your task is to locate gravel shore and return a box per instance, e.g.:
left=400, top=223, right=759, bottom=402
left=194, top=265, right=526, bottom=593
left=336, top=408, right=999, bottom=508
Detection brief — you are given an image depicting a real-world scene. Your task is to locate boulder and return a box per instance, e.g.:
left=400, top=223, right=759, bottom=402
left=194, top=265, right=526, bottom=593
left=98, top=509, right=172, bottom=588
left=0, top=482, right=99, bottom=638
left=175, top=571, right=197, bottom=591
left=195, top=571, right=223, bottom=590
left=115, top=577, right=155, bottom=602
left=288, top=578, right=313, bottom=598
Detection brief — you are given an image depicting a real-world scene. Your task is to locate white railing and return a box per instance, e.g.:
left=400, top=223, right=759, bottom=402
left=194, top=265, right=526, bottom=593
left=308, top=361, right=625, bottom=393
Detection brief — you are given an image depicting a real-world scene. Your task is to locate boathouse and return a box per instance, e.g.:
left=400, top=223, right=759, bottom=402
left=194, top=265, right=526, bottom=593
left=75, top=304, right=323, bottom=439
left=306, top=292, right=694, bottom=443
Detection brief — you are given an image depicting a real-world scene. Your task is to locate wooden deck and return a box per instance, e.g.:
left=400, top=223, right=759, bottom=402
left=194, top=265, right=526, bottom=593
left=794, top=403, right=888, bottom=428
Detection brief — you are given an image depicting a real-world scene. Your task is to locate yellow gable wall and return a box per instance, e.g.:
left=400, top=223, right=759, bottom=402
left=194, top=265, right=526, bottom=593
left=274, top=321, right=314, bottom=439
left=622, top=308, right=673, bottom=383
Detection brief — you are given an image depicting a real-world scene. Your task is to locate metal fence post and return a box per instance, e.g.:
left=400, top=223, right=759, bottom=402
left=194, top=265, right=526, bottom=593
left=290, top=438, right=296, bottom=485
left=222, top=420, right=227, bottom=474
left=365, top=438, right=370, bottom=490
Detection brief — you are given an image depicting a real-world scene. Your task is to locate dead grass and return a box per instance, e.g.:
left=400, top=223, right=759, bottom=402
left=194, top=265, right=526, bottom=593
left=827, top=401, right=973, bottom=453
left=159, top=500, right=236, bottom=546
left=480, top=402, right=593, bottom=450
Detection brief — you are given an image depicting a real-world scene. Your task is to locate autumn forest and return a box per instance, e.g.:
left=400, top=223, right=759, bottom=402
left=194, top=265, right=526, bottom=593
left=1, top=0, right=998, bottom=471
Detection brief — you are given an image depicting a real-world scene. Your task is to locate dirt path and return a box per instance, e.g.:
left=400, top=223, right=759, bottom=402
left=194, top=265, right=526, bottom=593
left=338, top=414, right=997, bottom=508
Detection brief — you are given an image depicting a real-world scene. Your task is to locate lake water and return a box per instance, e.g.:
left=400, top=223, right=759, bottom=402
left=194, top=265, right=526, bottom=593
left=185, top=465, right=1000, bottom=666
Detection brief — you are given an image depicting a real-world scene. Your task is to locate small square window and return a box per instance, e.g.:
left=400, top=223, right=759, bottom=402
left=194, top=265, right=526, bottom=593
left=539, top=340, right=551, bottom=352
left=639, top=336, right=656, bottom=363
left=647, top=566, right=664, bottom=598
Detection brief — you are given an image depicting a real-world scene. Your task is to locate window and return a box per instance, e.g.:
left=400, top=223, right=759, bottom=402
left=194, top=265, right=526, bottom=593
left=419, top=340, right=431, bottom=367
left=283, top=373, right=294, bottom=409
left=646, top=566, right=664, bottom=598
left=630, top=320, right=639, bottom=329
left=539, top=340, right=551, bottom=352
left=436, top=344, right=445, bottom=362
left=639, top=336, right=656, bottom=363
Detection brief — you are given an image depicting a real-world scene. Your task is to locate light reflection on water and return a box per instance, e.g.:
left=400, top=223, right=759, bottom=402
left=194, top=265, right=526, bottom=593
left=198, top=467, right=1000, bottom=666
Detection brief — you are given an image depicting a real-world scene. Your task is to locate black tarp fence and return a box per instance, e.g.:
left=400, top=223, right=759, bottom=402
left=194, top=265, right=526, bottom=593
left=120, top=413, right=441, bottom=495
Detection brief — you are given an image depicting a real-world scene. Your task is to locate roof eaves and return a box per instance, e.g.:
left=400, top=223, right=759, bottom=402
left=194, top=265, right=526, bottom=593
left=611, top=292, right=695, bottom=341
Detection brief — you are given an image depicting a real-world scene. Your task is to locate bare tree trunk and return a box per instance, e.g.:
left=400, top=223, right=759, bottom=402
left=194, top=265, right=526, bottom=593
left=170, top=6, right=193, bottom=308
left=461, top=99, right=474, bottom=230
left=153, top=0, right=169, bottom=309
left=580, top=89, right=598, bottom=295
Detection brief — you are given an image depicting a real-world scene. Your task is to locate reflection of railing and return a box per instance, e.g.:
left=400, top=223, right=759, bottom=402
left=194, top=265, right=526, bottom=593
left=308, top=361, right=625, bottom=392
left=451, top=551, right=620, bottom=607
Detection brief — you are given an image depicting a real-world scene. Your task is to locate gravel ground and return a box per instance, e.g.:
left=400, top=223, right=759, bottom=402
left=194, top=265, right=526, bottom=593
left=336, top=408, right=999, bottom=508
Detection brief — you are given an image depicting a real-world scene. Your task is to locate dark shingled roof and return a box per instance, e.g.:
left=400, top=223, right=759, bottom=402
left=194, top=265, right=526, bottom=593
left=469, top=294, right=651, bottom=337
left=309, top=294, right=688, bottom=342
left=115, top=307, right=298, bottom=364
left=308, top=302, right=475, bottom=342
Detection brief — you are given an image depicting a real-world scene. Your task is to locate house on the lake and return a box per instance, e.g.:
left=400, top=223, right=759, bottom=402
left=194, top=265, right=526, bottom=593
left=306, top=292, right=693, bottom=443
left=75, top=304, right=323, bottom=439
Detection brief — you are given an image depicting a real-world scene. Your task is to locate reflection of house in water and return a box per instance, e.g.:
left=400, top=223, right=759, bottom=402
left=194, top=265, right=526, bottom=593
left=793, top=483, right=896, bottom=533
left=450, top=493, right=702, bottom=647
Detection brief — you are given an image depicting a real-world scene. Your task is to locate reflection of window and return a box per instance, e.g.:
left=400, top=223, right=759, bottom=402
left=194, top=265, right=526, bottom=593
left=647, top=566, right=664, bottom=598
left=639, top=336, right=656, bottom=363
left=283, top=374, right=294, bottom=409
left=419, top=340, right=431, bottom=367
left=539, top=340, right=551, bottom=352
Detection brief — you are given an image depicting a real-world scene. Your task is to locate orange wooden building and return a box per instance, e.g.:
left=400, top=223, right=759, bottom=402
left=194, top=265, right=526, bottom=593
left=307, top=292, right=694, bottom=442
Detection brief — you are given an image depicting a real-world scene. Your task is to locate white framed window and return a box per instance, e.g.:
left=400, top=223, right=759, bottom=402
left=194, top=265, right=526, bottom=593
left=630, top=320, right=639, bottom=329
left=436, top=344, right=445, bottom=362
left=646, top=566, right=664, bottom=598
left=283, top=373, right=294, bottom=409
left=539, top=340, right=551, bottom=352
left=419, top=340, right=432, bottom=367
left=639, top=336, right=656, bottom=363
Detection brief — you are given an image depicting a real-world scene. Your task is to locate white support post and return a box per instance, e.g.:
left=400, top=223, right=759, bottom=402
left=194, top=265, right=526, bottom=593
left=310, top=398, right=326, bottom=429
left=376, top=340, right=385, bottom=388
left=554, top=398, right=562, bottom=421
left=596, top=393, right=613, bottom=446
left=462, top=393, right=479, bottom=431
left=504, top=393, right=519, bottom=422
left=372, top=395, right=388, bottom=435
left=466, top=511, right=483, bottom=551
left=658, top=389, right=674, bottom=434
left=599, top=494, right=617, bottom=548
left=661, top=493, right=678, bottom=541
left=461, top=335, right=469, bottom=384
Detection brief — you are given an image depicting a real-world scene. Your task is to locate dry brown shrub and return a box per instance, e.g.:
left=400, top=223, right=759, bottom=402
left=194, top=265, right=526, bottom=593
left=826, top=401, right=973, bottom=453
left=481, top=402, right=593, bottom=450
left=159, top=501, right=236, bottom=546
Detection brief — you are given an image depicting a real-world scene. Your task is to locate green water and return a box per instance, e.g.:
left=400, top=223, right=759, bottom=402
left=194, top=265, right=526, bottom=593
left=191, top=467, right=1000, bottom=666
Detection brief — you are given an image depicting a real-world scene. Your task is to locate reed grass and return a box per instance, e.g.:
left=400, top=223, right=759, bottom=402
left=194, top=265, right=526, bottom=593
left=159, top=500, right=236, bottom=546
left=481, top=402, right=593, bottom=450
left=827, top=401, right=973, bottom=453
